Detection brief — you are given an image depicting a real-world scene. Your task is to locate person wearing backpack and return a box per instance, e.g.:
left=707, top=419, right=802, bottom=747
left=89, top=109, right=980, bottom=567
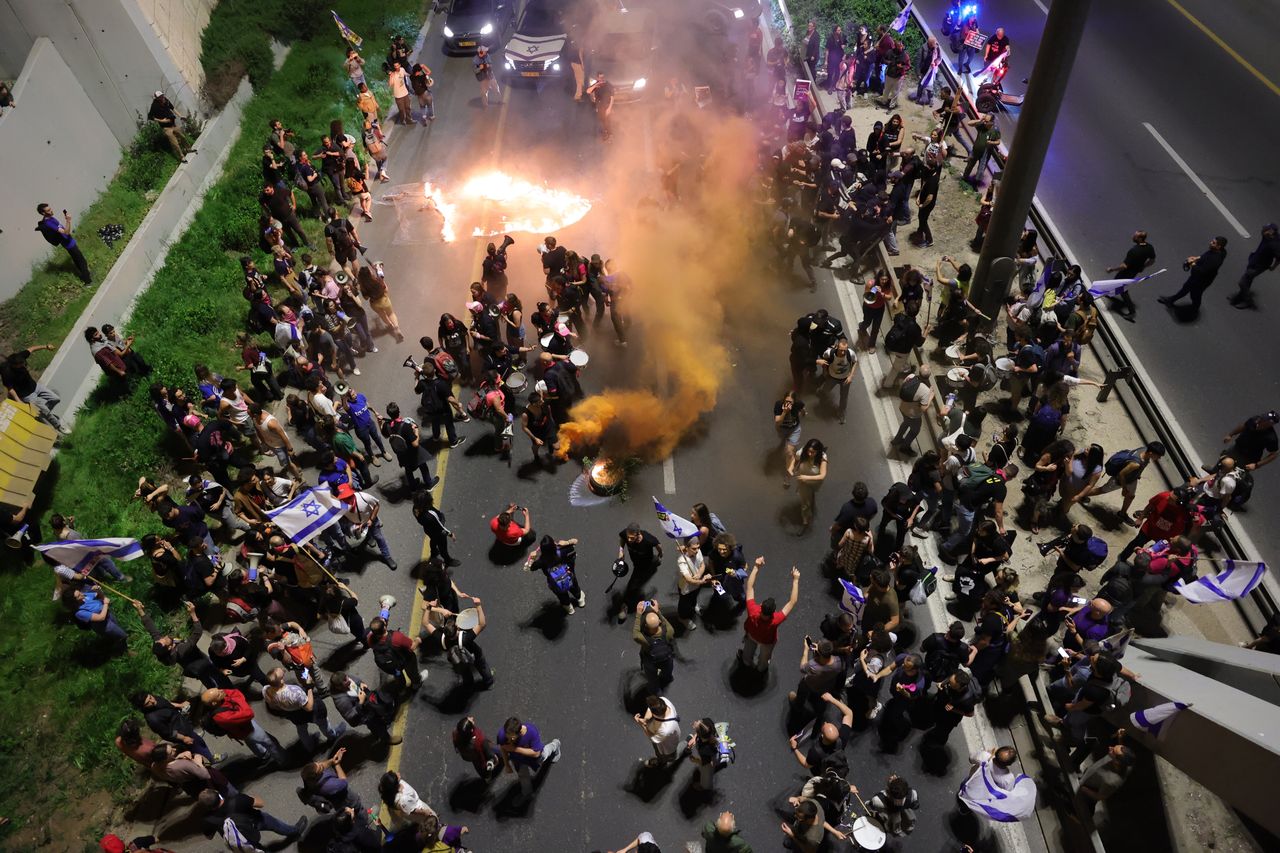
left=881, top=304, right=929, bottom=389
left=525, top=534, right=586, bottom=613
left=35, top=202, right=92, bottom=283
left=633, top=600, right=677, bottom=694
left=197, top=788, right=306, bottom=849
left=430, top=601, right=495, bottom=690
left=414, top=359, right=467, bottom=449
left=686, top=717, right=724, bottom=792
left=891, top=365, right=934, bottom=454
left=380, top=402, right=439, bottom=491
left=1090, top=441, right=1166, bottom=524
left=943, top=463, right=1017, bottom=556
left=1043, top=653, right=1124, bottom=755
left=365, top=617, right=427, bottom=691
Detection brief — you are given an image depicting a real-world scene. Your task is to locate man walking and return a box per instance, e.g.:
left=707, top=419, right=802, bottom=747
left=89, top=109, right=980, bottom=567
left=922, top=670, right=981, bottom=747
left=1228, top=222, right=1279, bottom=309
left=890, top=365, right=933, bottom=454
left=587, top=74, right=615, bottom=141
left=1088, top=441, right=1166, bottom=525
left=201, top=686, right=288, bottom=767
left=388, top=60, right=413, bottom=125
left=633, top=600, right=677, bottom=694
left=1159, top=236, right=1228, bottom=314
left=475, top=46, right=500, bottom=108
left=35, top=203, right=91, bottom=284
left=911, top=37, right=942, bottom=105
left=498, top=715, right=561, bottom=802
left=615, top=523, right=664, bottom=623
left=1103, top=230, right=1156, bottom=320
left=739, top=558, right=800, bottom=673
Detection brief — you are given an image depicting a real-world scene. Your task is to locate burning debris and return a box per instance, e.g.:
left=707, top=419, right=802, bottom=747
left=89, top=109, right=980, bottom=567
left=407, top=171, right=592, bottom=243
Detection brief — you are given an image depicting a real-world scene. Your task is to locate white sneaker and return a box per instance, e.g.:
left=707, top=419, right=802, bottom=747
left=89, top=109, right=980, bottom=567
left=576, top=591, right=587, bottom=607
left=868, top=701, right=882, bottom=720
left=564, top=603, right=575, bottom=614
left=418, top=669, right=430, bottom=682
left=369, top=346, right=379, bottom=353
left=352, top=367, right=362, bottom=375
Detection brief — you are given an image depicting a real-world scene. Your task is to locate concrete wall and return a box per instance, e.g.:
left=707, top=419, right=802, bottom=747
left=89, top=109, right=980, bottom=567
left=0, top=0, right=209, bottom=145
left=0, top=38, right=124, bottom=302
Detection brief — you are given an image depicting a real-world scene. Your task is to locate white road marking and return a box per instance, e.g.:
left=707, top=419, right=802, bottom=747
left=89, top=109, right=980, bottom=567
left=663, top=456, right=676, bottom=494
left=1142, top=122, right=1250, bottom=238
left=1030, top=0, right=1049, bottom=15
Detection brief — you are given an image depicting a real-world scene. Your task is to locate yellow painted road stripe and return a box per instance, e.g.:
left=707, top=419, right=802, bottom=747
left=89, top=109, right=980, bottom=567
left=379, top=81, right=512, bottom=827
left=1164, top=0, right=1280, bottom=98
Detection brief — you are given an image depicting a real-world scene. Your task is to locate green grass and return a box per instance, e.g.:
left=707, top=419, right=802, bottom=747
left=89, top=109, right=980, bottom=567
left=0, top=1, right=426, bottom=846
left=0, top=124, right=182, bottom=369
left=779, top=0, right=927, bottom=66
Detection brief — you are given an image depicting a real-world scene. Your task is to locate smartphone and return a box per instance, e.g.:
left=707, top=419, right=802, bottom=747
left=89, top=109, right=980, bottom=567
left=1057, top=647, right=1070, bottom=660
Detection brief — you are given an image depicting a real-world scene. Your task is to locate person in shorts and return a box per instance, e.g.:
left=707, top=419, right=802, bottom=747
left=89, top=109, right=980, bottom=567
left=775, top=390, right=806, bottom=488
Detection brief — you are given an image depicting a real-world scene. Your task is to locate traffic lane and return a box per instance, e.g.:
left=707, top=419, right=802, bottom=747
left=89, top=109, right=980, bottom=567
left=395, top=296, right=971, bottom=850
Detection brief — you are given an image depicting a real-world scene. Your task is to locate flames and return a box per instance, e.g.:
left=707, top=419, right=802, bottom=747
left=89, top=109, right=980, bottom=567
left=421, top=171, right=592, bottom=243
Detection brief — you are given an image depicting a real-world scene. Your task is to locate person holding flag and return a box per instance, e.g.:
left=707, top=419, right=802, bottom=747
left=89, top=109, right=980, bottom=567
left=60, top=582, right=129, bottom=653
left=958, top=745, right=1037, bottom=822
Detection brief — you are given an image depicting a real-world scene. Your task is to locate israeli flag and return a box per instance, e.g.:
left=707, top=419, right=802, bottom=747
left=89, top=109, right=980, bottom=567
left=653, top=498, right=698, bottom=540
left=837, top=578, right=866, bottom=621
left=1088, top=268, right=1166, bottom=298
left=34, top=538, right=142, bottom=572
left=890, top=1, right=914, bottom=33
left=1175, top=560, right=1267, bottom=605
left=1130, top=701, right=1189, bottom=739
left=1101, top=627, right=1133, bottom=659
left=330, top=10, right=363, bottom=49
left=959, top=758, right=1038, bottom=822
left=267, top=487, right=345, bottom=546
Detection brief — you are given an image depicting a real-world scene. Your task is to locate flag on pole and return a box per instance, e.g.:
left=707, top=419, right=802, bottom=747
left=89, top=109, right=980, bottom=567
left=958, top=757, right=1038, bottom=822
left=331, top=10, right=363, bottom=49
left=653, top=497, right=698, bottom=540
left=837, top=578, right=866, bottom=621
left=1175, top=559, right=1267, bottom=604
left=890, top=1, right=914, bottom=33
left=267, top=487, right=345, bottom=546
left=1088, top=268, right=1167, bottom=298
left=1130, top=701, right=1189, bottom=738
left=1101, top=627, right=1134, bottom=659
left=34, top=538, right=142, bottom=572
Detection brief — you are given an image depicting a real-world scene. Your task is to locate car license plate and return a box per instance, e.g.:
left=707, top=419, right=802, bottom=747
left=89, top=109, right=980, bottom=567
left=459, top=40, right=475, bottom=47
left=521, top=71, right=540, bottom=77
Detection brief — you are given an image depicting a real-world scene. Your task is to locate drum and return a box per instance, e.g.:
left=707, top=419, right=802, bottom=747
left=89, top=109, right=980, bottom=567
left=557, top=313, right=570, bottom=326
left=947, top=367, right=970, bottom=384
left=455, top=607, right=480, bottom=630
left=994, top=356, right=1015, bottom=379
left=568, top=350, right=590, bottom=368
left=850, top=816, right=886, bottom=850
left=540, top=333, right=554, bottom=348
left=944, top=343, right=965, bottom=362
left=505, top=371, right=528, bottom=393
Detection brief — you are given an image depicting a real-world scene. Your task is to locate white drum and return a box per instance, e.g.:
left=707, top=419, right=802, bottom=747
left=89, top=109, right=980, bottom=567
left=569, top=350, right=590, bottom=368
left=947, top=367, right=970, bottom=384
left=850, top=816, right=886, bottom=850
left=505, top=372, right=528, bottom=393
left=455, top=607, right=480, bottom=630
left=540, top=333, right=554, bottom=348
left=945, top=343, right=965, bottom=362
left=994, top=356, right=1015, bottom=379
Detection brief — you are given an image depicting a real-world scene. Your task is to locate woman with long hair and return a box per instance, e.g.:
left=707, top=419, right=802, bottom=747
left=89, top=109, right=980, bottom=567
left=790, top=438, right=829, bottom=530
left=437, top=312, right=473, bottom=384
left=774, top=389, right=807, bottom=488
left=1025, top=438, right=1075, bottom=534
left=357, top=263, right=403, bottom=343
left=378, top=770, right=437, bottom=832
left=691, top=503, right=724, bottom=558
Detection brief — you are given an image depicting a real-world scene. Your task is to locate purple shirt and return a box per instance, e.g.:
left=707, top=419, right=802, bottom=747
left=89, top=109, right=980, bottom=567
left=497, top=721, right=544, bottom=769
left=1071, top=610, right=1110, bottom=642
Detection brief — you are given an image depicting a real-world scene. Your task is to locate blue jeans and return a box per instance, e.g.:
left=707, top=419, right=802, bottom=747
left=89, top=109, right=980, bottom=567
left=942, top=504, right=977, bottom=554
left=244, top=720, right=287, bottom=764
left=95, top=615, right=128, bottom=647
left=90, top=556, right=124, bottom=582
left=353, top=421, right=386, bottom=457
left=368, top=519, right=392, bottom=562
left=257, top=809, right=299, bottom=838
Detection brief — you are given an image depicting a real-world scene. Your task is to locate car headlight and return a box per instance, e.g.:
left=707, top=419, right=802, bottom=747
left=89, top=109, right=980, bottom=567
left=505, top=59, right=514, bottom=69
left=443, top=25, right=454, bottom=37
left=634, top=77, right=647, bottom=90
left=480, top=22, right=494, bottom=35
left=552, top=62, right=561, bottom=70
left=733, top=7, right=745, bottom=18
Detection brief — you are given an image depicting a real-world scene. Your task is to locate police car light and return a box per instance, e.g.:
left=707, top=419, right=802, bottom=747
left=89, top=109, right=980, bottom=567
left=480, top=22, right=494, bottom=35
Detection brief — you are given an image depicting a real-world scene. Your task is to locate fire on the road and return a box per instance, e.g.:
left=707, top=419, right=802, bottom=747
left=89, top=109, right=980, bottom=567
left=422, top=170, right=592, bottom=242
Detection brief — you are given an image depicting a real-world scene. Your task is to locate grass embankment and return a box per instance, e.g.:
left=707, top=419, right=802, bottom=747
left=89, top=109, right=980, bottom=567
left=778, top=0, right=927, bottom=64
left=0, top=1, right=424, bottom=847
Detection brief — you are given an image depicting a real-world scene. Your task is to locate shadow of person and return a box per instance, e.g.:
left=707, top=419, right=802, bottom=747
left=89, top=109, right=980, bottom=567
left=727, top=655, right=770, bottom=698
left=518, top=600, right=568, bottom=641
left=621, top=755, right=683, bottom=803
left=676, top=772, right=719, bottom=818
left=449, top=776, right=492, bottom=813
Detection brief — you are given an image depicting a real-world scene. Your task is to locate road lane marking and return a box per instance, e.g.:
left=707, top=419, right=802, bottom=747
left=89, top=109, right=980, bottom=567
left=662, top=456, right=676, bottom=494
left=1142, top=122, right=1250, bottom=239
left=1163, top=0, right=1280, bottom=98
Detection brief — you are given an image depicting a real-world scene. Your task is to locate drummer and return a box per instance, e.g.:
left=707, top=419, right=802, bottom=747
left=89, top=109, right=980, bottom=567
left=520, top=391, right=559, bottom=461
left=529, top=301, right=559, bottom=339
left=543, top=322, right=577, bottom=361
left=482, top=341, right=534, bottom=383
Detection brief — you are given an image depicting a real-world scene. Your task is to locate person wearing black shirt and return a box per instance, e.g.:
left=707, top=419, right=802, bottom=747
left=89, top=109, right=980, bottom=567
left=135, top=600, right=227, bottom=688
left=413, top=489, right=458, bottom=566
left=790, top=692, right=854, bottom=771
left=1159, top=236, right=1228, bottom=313
left=586, top=74, right=615, bottom=141
left=294, top=151, right=328, bottom=218
left=318, top=135, right=350, bottom=201
left=829, top=482, right=878, bottom=550
left=261, top=144, right=285, bottom=185
left=541, top=236, right=567, bottom=282
left=147, top=91, right=191, bottom=160
left=615, top=524, right=664, bottom=623
left=324, top=209, right=362, bottom=273
left=131, top=691, right=218, bottom=762
left=1104, top=230, right=1156, bottom=319
left=259, top=183, right=309, bottom=249
left=197, top=789, right=307, bottom=845
left=192, top=418, right=243, bottom=489
left=2, top=342, right=68, bottom=432
left=921, top=670, right=980, bottom=747
left=1221, top=410, right=1279, bottom=470
left=1229, top=222, right=1280, bottom=309
left=416, top=363, right=466, bottom=449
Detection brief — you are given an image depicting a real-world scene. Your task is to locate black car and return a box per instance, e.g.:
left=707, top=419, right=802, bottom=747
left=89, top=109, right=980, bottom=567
left=442, top=0, right=515, bottom=55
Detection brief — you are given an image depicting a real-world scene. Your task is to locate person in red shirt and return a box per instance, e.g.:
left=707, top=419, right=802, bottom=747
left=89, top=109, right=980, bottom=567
left=490, top=503, right=535, bottom=555
left=739, top=557, right=801, bottom=672
left=366, top=617, right=428, bottom=690
left=1117, top=486, right=1198, bottom=562
left=200, top=687, right=287, bottom=766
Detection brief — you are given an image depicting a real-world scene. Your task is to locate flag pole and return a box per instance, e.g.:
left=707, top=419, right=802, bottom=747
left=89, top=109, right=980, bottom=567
left=95, top=580, right=142, bottom=605
left=241, top=498, right=344, bottom=586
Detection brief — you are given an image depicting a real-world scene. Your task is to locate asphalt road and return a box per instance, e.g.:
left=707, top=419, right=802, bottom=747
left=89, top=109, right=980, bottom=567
left=314, top=9, right=991, bottom=853
left=913, top=0, right=1280, bottom=563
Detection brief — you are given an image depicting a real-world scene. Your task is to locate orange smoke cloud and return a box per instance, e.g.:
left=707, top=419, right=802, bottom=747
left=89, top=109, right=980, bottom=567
left=556, top=109, right=766, bottom=462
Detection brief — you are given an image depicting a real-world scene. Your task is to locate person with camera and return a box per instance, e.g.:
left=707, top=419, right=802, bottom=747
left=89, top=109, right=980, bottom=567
left=1043, top=523, right=1106, bottom=577
left=788, top=637, right=847, bottom=721
left=474, top=46, right=500, bottom=109
left=453, top=715, right=504, bottom=782
left=634, top=599, right=677, bottom=694
left=329, top=670, right=401, bottom=745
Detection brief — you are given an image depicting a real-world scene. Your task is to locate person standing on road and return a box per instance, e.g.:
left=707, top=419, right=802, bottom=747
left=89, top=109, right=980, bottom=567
left=634, top=694, right=682, bottom=767
left=1228, top=223, right=1280, bottom=309
left=34, top=203, right=91, bottom=284
left=526, top=534, right=587, bottom=613
left=200, top=686, right=288, bottom=767
left=587, top=74, right=616, bottom=142
left=475, top=46, right=500, bottom=109
left=1217, top=410, right=1279, bottom=472
left=1159, top=236, right=1228, bottom=314
left=388, top=60, right=413, bottom=125
left=498, top=715, right=562, bottom=803
left=263, top=666, right=347, bottom=752
left=814, top=337, right=857, bottom=424
left=366, top=617, right=428, bottom=691
left=740, top=559, right=800, bottom=672
left=413, top=489, right=460, bottom=567
left=634, top=599, right=677, bottom=693
left=381, top=402, right=439, bottom=491
left=1103, top=230, right=1156, bottom=320
left=329, top=671, right=401, bottom=745
left=615, top=523, right=664, bottom=623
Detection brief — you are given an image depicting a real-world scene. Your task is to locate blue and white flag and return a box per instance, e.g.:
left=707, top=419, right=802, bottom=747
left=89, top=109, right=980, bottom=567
left=1175, top=559, right=1267, bottom=605
left=958, top=757, right=1038, bottom=822
left=1088, top=268, right=1166, bottom=298
left=331, top=10, right=363, bottom=49
left=837, top=578, right=866, bottom=621
left=1130, top=701, right=1189, bottom=739
left=34, top=538, right=142, bottom=572
left=1101, top=627, right=1133, bottom=659
left=890, top=1, right=914, bottom=33
left=653, top=497, right=698, bottom=540
left=267, top=487, right=345, bottom=546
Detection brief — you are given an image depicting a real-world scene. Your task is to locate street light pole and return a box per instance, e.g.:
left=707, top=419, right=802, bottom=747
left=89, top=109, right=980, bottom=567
left=969, top=0, right=1093, bottom=326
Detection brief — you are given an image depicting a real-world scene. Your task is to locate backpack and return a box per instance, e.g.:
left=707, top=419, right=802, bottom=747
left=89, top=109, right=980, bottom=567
left=1031, top=404, right=1062, bottom=430
left=959, top=463, right=996, bottom=493
left=370, top=633, right=400, bottom=674
left=645, top=635, right=674, bottom=665
left=1084, top=536, right=1109, bottom=567
left=547, top=562, right=575, bottom=593
left=1105, top=448, right=1143, bottom=477
left=1229, top=469, right=1254, bottom=510
left=899, top=375, right=922, bottom=402
left=884, top=314, right=918, bottom=353
left=445, top=634, right=476, bottom=667
left=432, top=350, right=460, bottom=379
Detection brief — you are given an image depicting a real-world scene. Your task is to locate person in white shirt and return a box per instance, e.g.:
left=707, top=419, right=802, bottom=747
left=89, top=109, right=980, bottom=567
left=378, top=770, right=437, bottom=831
left=263, top=667, right=345, bottom=751
left=891, top=364, right=934, bottom=453
left=674, top=536, right=711, bottom=631
left=388, top=61, right=413, bottom=125
left=335, top=482, right=397, bottom=570
left=634, top=695, right=681, bottom=767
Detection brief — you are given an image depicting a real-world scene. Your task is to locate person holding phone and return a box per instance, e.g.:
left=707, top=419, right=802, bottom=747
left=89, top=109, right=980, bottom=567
left=35, top=203, right=91, bottom=283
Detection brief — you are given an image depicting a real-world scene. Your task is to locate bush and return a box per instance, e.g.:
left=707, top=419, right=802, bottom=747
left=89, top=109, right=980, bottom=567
left=120, top=151, right=171, bottom=193
left=781, top=0, right=926, bottom=70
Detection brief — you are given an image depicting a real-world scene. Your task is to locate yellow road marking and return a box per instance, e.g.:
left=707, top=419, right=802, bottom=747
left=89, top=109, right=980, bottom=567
left=1163, top=0, right=1280, bottom=98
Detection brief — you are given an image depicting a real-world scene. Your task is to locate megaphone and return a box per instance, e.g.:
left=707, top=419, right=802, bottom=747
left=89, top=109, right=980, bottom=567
left=403, top=355, right=419, bottom=370
left=5, top=523, right=30, bottom=550
left=246, top=552, right=263, bottom=581
left=499, top=234, right=515, bottom=251
left=379, top=594, right=397, bottom=621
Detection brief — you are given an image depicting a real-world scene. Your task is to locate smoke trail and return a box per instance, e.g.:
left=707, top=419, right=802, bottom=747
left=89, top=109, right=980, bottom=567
left=557, top=108, right=769, bottom=462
